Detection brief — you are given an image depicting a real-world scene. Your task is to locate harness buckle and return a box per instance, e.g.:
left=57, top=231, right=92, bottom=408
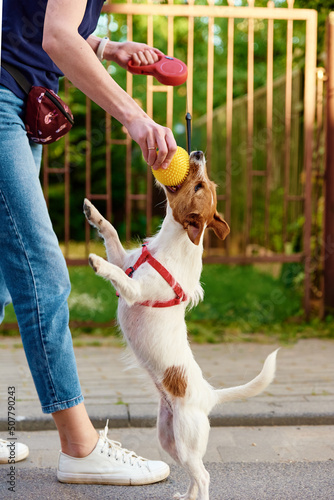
left=127, top=266, right=135, bottom=278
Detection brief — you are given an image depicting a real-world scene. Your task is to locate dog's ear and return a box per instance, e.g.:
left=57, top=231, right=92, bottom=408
left=208, top=212, right=230, bottom=240
left=183, top=213, right=205, bottom=245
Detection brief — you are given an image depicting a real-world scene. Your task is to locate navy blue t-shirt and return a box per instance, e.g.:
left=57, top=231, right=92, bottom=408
left=1, top=0, right=105, bottom=99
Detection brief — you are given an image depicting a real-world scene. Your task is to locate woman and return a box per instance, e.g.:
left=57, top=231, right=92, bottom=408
left=0, top=0, right=176, bottom=485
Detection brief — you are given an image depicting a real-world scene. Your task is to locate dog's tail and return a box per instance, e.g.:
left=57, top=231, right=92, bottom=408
left=214, top=349, right=279, bottom=405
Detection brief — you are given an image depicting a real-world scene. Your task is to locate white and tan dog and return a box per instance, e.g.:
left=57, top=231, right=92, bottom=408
left=83, top=150, right=278, bottom=500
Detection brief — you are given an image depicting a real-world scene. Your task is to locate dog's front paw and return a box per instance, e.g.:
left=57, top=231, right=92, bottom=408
left=83, top=198, right=104, bottom=230
left=83, top=198, right=93, bottom=221
left=88, top=253, right=103, bottom=274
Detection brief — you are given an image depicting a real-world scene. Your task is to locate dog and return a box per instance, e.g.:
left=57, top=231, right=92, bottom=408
left=83, top=150, right=278, bottom=500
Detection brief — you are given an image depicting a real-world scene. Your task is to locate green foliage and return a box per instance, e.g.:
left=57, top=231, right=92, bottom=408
left=295, top=0, right=334, bottom=59
left=2, top=262, right=333, bottom=342
left=187, top=263, right=303, bottom=328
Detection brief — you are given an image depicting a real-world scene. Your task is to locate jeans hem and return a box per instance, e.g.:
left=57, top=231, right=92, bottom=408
left=41, top=394, right=84, bottom=414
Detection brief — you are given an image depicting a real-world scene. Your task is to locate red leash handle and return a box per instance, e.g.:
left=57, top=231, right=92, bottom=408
left=127, top=55, right=188, bottom=86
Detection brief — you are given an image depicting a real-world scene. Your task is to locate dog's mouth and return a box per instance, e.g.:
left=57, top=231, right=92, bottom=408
left=166, top=185, right=182, bottom=194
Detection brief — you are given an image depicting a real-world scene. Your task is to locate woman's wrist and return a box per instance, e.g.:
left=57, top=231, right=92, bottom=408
left=86, top=35, right=101, bottom=55
left=87, top=35, right=121, bottom=61
left=96, top=37, right=109, bottom=61
left=102, top=41, right=122, bottom=62
left=120, top=104, right=149, bottom=131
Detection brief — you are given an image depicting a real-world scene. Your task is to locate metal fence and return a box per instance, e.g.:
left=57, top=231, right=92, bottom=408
left=41, top=1, right=323, bottom=317
left=324, top=13, right=334, bottom=315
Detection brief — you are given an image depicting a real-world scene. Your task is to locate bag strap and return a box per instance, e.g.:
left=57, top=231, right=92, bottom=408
left=2, top=62, right=31, bottom=95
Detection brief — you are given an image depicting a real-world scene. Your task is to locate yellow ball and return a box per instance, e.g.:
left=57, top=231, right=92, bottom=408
left=152, top=146, right=190, bottom=187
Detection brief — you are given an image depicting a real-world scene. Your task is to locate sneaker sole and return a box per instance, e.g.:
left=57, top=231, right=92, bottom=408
left=57, top=466, right=170, bottom=486
left=0, top=449, right=29, bottom=464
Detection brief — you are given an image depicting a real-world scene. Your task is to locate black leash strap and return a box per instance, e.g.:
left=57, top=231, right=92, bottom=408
left=185, top=111, right=192, bottom=154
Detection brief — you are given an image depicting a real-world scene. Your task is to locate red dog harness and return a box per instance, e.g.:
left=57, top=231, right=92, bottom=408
left=120, top=244, right=188, bottom=308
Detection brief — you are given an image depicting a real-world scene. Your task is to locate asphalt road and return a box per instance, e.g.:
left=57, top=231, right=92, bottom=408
left=1, top=462, right=333, bottom=500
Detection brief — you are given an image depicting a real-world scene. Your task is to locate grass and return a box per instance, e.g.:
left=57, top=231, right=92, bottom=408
left=1, top=261, right=334, bottom=345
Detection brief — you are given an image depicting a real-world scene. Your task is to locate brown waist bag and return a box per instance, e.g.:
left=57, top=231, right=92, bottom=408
left=2, top=62, right=74, bottom=144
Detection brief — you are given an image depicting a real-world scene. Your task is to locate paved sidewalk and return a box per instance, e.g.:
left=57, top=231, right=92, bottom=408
left=0, top=338, right=333, bottom=430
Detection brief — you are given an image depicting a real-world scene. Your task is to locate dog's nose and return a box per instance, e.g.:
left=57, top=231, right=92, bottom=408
left=192, top=151, right=203, bottom=161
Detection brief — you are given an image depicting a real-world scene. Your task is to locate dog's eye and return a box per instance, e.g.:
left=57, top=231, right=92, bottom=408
left=194, top=183, right=203, bottom=193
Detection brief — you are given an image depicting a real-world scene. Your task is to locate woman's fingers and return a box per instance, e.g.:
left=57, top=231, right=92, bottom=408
left=131, top=49, right=159, bottom=66
left=139, top=126, right=176, bottom=170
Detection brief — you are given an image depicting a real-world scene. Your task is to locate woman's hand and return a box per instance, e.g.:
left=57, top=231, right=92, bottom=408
left=104, top=41, right=163, bottom=70
left=126, top=116, right=177, bottom=170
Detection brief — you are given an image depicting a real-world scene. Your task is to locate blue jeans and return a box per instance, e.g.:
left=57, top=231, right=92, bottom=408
left=0, top=85, right=83, bottom=413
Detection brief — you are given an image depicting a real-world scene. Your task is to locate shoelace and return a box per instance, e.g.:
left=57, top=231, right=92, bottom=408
left=99, top=420, right=148, bottom=469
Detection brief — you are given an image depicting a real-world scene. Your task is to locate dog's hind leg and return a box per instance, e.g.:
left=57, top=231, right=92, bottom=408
left=172, top=406, right=210, bottom=500
left=83, top=198, right=126, bottom=268
left=157, top=398, right=199, bottom=500
left=157, top=397, right=179, bottom=462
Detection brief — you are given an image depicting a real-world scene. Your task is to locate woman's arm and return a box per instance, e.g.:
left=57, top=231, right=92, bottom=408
left=43, top=0, right=176, bottom=169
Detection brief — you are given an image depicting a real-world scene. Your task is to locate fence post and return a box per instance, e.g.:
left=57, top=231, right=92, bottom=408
left=324, top=13, right=334, bottom=315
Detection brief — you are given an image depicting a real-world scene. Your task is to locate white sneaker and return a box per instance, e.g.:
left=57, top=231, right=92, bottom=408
left=0, top=438, right=29, bottom=464
left=57, top=420, right=170, bottom=485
